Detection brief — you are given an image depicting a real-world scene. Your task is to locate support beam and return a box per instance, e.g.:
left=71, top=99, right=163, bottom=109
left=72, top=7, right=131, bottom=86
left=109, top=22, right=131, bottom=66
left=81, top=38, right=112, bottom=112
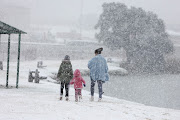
left=0, top=34, right=3, bottom=61
left=0, top=34, right=3, bottom=70
left=6, top=34, right=11, bottom=88
left=0, top=34, right=1, bottom=60
left=16, top=34, right=21, bottom=88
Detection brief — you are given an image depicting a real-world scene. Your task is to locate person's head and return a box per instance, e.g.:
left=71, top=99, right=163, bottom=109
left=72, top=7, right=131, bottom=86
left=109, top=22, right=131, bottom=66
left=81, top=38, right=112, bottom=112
left=74, top=69, right=81, bottom=77
left=95, top=48, right=103, bottom=55
left=64, top=55, right=70, bottom=61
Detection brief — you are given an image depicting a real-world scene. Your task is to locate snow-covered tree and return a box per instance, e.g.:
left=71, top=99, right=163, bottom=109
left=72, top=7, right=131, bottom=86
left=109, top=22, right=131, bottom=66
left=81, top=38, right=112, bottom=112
left=95, top=2, right=174, bottom=72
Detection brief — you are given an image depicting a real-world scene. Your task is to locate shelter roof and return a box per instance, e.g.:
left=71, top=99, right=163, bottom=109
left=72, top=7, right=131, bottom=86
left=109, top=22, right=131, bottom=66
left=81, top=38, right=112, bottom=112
left=0, top=21, right=26, bottom=34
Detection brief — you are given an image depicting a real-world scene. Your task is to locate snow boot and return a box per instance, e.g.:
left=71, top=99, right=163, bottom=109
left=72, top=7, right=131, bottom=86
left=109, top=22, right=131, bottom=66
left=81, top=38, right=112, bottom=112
left=60, top=95, right=63, bottom=100
left=98, top=98, right=102, bottom=102
left=90, top=96, right=94, bottom=102
left=66, top=97, right=69, bottom=101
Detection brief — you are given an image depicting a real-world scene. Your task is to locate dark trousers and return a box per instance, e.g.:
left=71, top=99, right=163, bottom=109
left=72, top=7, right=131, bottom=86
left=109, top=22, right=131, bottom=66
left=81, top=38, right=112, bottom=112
left=91, top=80, right=103, bottom=98
left=60, top=82, right=69, bottom=97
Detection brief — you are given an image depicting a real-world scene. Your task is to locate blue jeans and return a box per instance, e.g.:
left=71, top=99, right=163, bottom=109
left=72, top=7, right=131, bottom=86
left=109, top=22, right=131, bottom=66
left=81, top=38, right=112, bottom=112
left=91, top=79, right=103, bottom=98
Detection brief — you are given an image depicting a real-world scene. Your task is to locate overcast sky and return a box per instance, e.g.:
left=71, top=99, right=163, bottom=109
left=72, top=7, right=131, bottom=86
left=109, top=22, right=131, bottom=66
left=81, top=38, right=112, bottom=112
left=2, top=0, right=180, bottom=25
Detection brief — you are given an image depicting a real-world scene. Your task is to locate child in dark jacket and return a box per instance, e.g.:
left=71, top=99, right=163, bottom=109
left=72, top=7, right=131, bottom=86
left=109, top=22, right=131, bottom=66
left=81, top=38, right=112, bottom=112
left=70, top=69, right=86, bottom=102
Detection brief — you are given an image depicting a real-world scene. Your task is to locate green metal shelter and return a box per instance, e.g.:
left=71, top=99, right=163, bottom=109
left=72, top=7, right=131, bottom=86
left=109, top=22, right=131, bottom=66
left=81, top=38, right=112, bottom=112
left=0, top=21, right=26, bottom=88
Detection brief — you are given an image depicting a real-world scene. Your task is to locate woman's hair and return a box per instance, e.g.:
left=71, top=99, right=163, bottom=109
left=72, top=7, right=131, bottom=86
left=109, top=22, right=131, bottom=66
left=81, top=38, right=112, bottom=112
left=95, top=48, right=103, bottom=54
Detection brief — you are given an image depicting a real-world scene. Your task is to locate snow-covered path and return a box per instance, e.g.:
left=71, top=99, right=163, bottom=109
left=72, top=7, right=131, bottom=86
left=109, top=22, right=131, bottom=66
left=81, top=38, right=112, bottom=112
left=0, top=60, right=180, bottom=120
left=1, top=80, right=179, bottom=120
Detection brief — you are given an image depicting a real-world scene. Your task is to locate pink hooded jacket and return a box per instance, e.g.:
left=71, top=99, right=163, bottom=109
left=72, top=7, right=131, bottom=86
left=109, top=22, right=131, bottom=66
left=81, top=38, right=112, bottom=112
left=70, top=69, right=86, bottom=89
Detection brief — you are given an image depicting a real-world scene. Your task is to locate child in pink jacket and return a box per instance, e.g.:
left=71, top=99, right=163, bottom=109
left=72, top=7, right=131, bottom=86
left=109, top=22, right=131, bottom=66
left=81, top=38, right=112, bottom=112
left=70, top=69, right=86, bottom=102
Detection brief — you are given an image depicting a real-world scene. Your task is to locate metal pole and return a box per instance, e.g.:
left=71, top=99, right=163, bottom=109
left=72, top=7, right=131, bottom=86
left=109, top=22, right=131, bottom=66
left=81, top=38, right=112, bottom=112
left=0, top=34, right=1, bottom=61
left=6, top=34, right=11, bottom=88
left=0, top=34, right=2, bottom=70
left=16, top=34, right=21, bottom=88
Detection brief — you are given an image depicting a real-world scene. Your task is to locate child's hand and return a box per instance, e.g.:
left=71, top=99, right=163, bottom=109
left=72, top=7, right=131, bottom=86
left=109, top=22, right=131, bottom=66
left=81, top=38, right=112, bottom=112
left=83, top=84, right=86, bottom=87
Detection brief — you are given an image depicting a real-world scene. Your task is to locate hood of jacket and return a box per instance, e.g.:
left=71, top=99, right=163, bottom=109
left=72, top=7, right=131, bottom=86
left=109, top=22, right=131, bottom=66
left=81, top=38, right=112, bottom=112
left=74, top=69, right=81, bottom=77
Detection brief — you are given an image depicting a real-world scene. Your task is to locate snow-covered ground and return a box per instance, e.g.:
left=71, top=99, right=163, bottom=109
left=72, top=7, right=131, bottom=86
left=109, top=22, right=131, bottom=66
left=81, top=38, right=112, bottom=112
left=0, top=60, right=180, bottom=120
